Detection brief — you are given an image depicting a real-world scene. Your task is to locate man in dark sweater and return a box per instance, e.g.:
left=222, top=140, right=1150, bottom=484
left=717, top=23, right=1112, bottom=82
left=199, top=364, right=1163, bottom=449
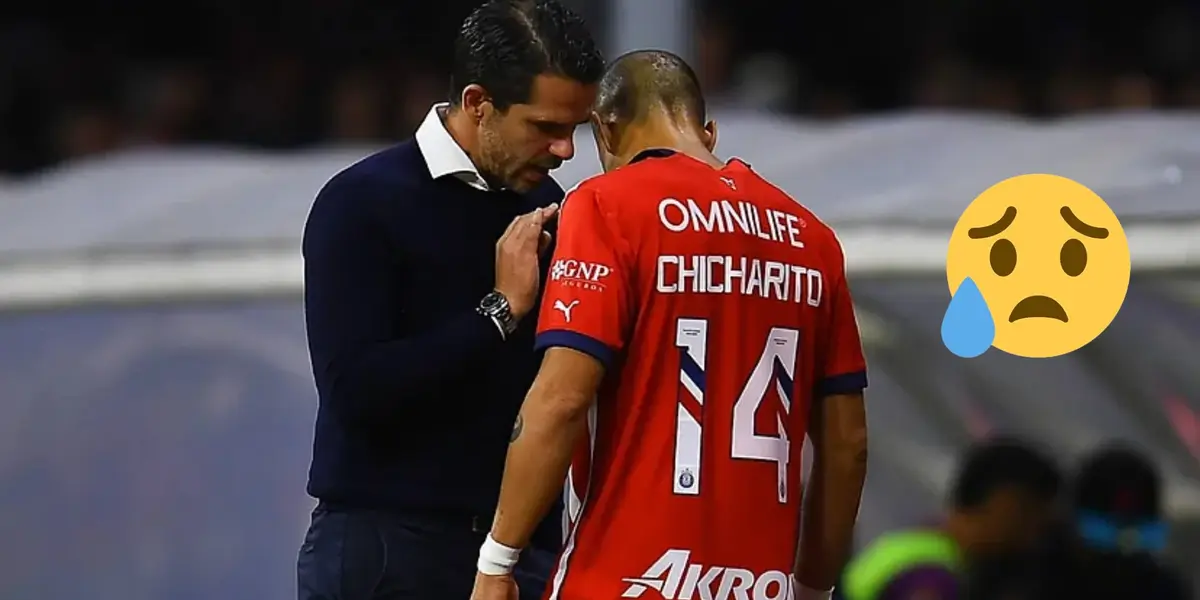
left=296, top=2, right=604, bottom=599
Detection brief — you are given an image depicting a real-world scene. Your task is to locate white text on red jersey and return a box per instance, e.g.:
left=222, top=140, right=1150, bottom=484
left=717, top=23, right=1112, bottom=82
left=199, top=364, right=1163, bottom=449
left=656, top=255, right=824, bottom=307
left=658, top=198, right=805, bottom=249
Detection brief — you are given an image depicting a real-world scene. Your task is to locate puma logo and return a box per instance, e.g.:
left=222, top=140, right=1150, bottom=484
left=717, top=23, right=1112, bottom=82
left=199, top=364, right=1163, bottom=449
left=553, top=299, right=580, bottom=322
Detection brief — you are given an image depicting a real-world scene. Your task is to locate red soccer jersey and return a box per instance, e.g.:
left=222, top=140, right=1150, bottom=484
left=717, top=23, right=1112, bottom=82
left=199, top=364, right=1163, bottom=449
left=535, top=150, right=867, bottom=600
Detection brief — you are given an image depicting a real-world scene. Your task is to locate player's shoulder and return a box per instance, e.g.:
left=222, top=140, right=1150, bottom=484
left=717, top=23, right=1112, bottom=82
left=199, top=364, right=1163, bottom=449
left=559, top=174, right=609, bottom=219
left=561, top=168, right=654, bottom=221
left=565, top=161, right=655, bottom=199
left=740, top=167, right=824, bottom=226
left=743, top=167, right=846, bottom=253
left=562, top=171, right=607, bottom=201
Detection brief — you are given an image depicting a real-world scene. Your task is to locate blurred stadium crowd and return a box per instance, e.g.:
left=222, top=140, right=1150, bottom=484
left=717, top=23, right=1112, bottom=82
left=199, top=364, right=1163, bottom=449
left=844, top=439, right=1193, bottom=600
left=4, top=0, right=1200, bottom=174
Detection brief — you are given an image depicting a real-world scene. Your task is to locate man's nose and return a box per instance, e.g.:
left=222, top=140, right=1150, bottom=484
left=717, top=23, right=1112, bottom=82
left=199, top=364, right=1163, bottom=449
left=549, top=136, right=575, bottom=161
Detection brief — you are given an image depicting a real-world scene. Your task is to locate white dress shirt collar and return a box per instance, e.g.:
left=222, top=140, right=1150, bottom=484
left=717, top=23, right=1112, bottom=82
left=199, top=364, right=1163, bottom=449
left=414, top=103, right=491, bottom=191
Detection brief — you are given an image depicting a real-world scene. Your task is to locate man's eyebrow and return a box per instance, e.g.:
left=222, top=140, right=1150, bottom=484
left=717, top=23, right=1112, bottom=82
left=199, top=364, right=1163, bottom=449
left=1060, top=206, right=1109, bottom=239
left=531, top=116, right=590, bottom=127
left=967, top=206, right=1017, bottom=239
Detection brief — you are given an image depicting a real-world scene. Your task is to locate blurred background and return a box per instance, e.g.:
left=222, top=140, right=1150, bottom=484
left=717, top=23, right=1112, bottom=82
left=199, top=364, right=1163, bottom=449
left=1, top=0, right=1199, bottom=598
left=6, top=0, right=1200, bottom=174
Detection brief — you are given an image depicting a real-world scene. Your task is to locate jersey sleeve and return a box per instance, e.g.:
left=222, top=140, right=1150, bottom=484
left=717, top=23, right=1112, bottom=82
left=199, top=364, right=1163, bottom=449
left=817, top=237, right=868, bottom=396
left=534, top=186, right=633, bottom=368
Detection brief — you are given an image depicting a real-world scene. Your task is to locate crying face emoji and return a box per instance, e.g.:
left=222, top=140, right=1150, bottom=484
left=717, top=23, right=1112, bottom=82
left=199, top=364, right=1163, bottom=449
left=942, top=174, right=1131, bottom=359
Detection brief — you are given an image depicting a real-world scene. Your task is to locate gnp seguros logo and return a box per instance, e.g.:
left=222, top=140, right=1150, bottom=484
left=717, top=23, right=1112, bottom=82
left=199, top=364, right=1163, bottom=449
left=551, top=259, right=613, bottom=291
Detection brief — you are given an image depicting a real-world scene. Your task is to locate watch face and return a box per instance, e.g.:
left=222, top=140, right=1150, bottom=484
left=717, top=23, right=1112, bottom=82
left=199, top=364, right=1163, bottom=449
left=481, top=292, right=504, bottom=311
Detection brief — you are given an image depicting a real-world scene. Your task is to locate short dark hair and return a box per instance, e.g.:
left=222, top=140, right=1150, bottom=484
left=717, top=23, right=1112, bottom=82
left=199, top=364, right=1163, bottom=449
left=594, top=49, right=706, bottom=126
left=449, top=0, right=605, bottom=110
left=1074, top=443, right=1161, bottom=522
left=951, top=437, right=1062, bottom=509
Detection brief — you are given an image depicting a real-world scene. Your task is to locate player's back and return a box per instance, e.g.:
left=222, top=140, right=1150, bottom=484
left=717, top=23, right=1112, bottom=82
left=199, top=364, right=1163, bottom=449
left=543, top=150, right=858, bottom=600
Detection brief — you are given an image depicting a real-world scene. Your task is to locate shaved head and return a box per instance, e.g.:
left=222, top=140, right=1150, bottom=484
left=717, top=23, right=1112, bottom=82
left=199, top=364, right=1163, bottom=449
left=594, top=50, right=706, bottom=127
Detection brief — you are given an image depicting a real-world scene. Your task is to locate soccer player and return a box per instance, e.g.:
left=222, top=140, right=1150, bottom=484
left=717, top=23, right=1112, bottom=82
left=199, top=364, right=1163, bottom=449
left=471, top=50, right=869, bottom=600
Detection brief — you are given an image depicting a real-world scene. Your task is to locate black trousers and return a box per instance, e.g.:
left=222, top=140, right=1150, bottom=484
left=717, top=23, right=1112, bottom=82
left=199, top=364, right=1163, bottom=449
left=297, top=504, right=558, bottom=600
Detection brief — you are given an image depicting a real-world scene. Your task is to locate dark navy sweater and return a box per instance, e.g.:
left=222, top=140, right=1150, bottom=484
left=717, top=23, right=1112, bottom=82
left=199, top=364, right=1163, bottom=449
left=302, top=140, right=562, bottom=548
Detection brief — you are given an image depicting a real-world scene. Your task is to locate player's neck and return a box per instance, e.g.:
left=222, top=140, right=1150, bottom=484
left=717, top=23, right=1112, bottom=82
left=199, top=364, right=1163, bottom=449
left=620, top=120, right=723, bottom=169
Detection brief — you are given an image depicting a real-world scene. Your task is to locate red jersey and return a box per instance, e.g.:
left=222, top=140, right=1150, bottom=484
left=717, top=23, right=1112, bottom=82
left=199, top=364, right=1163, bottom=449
left=534, top=150, right=867, bottom=600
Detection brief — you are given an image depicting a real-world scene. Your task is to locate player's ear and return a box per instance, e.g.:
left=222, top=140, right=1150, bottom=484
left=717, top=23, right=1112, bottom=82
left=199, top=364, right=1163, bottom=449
left=591, top=112, right=616, bottom=154
left=702, top=119, right=718, bottom=152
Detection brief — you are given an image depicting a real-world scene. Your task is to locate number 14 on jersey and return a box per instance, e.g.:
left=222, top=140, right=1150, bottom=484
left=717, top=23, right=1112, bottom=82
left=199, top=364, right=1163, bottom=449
left=673, top=318, right=799, bottom=503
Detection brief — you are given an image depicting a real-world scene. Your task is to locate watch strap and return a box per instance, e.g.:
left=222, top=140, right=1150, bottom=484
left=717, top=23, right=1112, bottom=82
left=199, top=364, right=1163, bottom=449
left=478, top=291, right=518, bottom=338
left=485, top=314, right=508, bottom=340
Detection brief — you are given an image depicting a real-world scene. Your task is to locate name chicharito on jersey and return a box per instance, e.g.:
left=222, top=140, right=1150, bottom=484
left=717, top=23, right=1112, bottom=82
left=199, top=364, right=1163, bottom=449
left=656, top=255, right=824, bottom=307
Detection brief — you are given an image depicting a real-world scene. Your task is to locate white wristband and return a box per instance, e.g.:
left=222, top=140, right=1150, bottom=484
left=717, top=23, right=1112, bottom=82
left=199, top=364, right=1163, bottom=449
left=796, top=584, right=833, bottom=600
left=477, top=533, right=522, bottom=575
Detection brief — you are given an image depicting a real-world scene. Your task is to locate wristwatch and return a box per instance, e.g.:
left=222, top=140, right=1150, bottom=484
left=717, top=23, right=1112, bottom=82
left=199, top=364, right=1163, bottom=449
left=478, top=291, right=518, bottom=339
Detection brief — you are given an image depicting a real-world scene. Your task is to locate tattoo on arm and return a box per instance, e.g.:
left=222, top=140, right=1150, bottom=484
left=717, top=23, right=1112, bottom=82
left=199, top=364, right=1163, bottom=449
left=510, top=414, right=524, bottom=443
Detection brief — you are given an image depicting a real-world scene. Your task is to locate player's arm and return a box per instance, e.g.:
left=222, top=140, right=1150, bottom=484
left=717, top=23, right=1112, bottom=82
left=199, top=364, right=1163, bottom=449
left=478, top=188, right=633, bottom=574
left=796, top=245, right=869, bottom=598
left=489, top=347, right=601, bottom=548
left=798, top=390, right=867, bottom=591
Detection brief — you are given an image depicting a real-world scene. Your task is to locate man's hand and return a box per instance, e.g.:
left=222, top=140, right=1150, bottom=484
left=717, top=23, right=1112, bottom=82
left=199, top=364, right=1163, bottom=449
left=470, top=571, right=518, bottom=600
left=495, top=203, right=559, bottom=319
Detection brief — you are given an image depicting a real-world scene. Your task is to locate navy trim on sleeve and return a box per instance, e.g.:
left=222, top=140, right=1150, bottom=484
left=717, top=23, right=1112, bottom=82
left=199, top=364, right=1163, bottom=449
left=535, top=330, right=615, bottom=368
left=816, top=370, right=868, bottom=396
